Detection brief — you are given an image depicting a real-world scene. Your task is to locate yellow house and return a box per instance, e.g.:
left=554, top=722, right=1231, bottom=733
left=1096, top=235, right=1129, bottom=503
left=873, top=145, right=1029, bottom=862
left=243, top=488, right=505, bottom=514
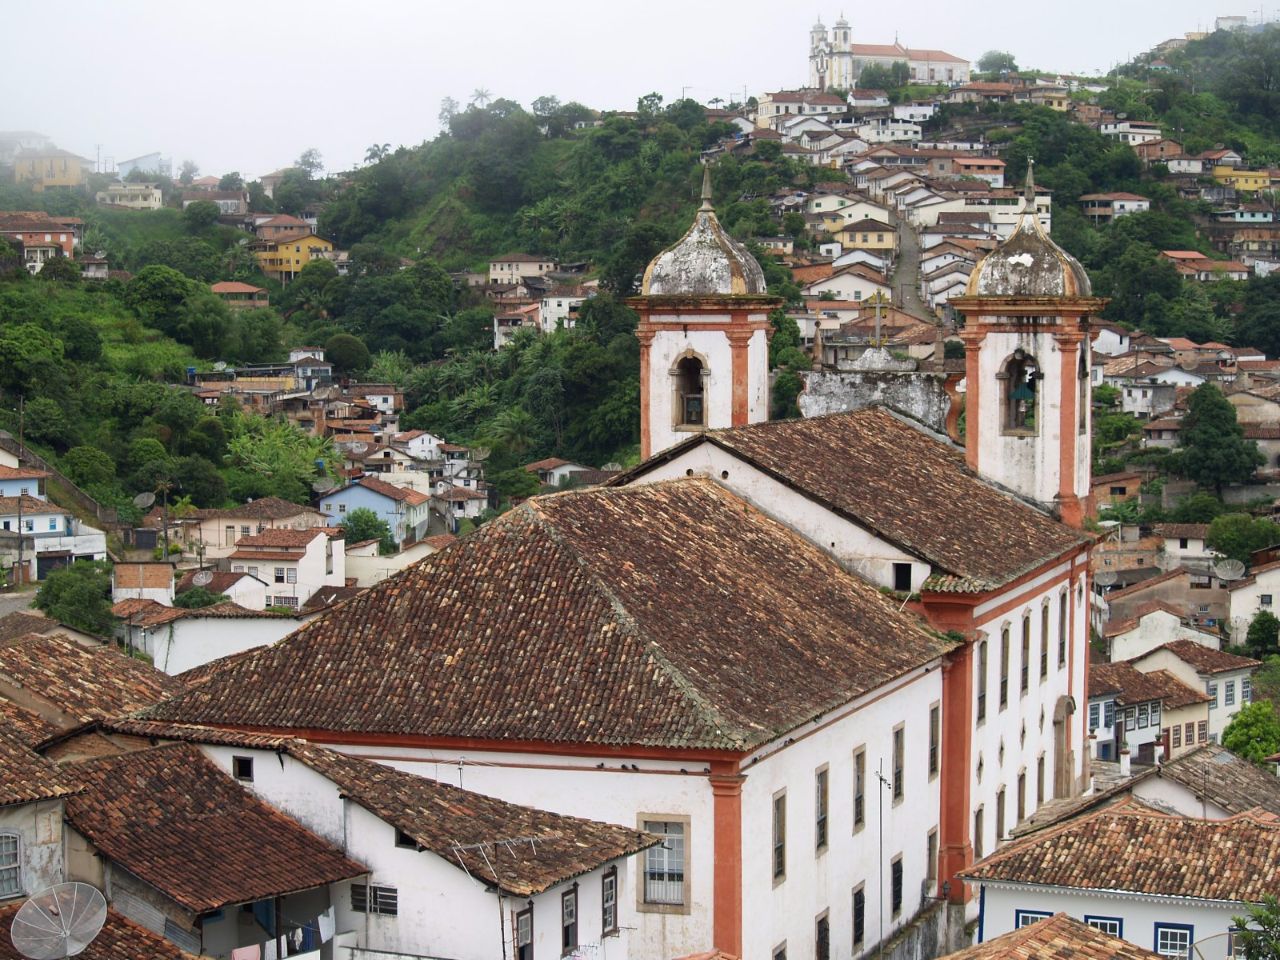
left=12, top=149, right=92, bottom=191
left=1214, top=166, right=1270, bottom=192
left=253, top=232, right=334, bottom=283
left=835, top=218, right=899, bottom=253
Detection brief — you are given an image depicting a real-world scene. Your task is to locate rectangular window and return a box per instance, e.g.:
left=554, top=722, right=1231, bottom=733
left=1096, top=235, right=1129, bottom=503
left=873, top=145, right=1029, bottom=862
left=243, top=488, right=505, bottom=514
left=773, top=792, right=787, bottom=880
left=892, top=725, right=905, bottom=802
left=232, top=756, right=254, bottom=781
left=601, top=866, right=617, bottom=935
left=853, top=748, right=866, bottom=830
left=1104, top=700, right=1116, bottom=728
left=816, top=914, right=830, bottom=960
left=1040, top=605, right=1049, bottom=679
left=973, top=807, right=984, bottom=860
left=1155, top=923, right=1193, bottom=959
left=1152, top=702, right=1161, bottom=727
left=0, top=834, right=20, bottom=898
left=1185, top=721, right=1195, bottom=744
left=515, top=906, right=533, bottom=960
left=350, top=884, right=398, bottom=916
left=1037, top=755, right=1045, bottom=804
left=977, top=641, right=988, bottom=723
left=47, top=518, right=56, bottom=531
left=1000, top=627, right=1010, bottom=708
left=890, top=856, right=903, bottom=916
left=928, top=703, right=940, bottom=778
left=1015, top=910, right=1052, bottom=928
left=1089, top=702, right=1100, bottom=730
left=1226, top=681, right=1236, bottom=706
left=273, top=595, right=299, bottom=609
left=241, top=525, right=250, bottom=537
left=1125, top=707, right=1137, bottom=732
left=1209, top=683, right=1218, bottom=709
left=643, top=820, right=685, bottom=905
left=1086, top=916, right=1123, bottom=937
left=853, top=886, right=865, bottom=948
left=286, top=568, right=297, bottom=584
left=562, top=888, right=578, bottom=954
left=1017, top=771, right=1026, bottom=822
left=1244, top=678, right=1253, bottom=703
left=996, top=788, right=1006, bottom=846
left=1138, top=703, right=1150, bottom=728
left=926, top=828, right=938, bottom=890
left=1059, top=592, right=1068, bottom=667
left=394, top=828, right=417, bottom=849
left=337, top=503, right=347, bottom=513
left=893, top=562, right=911, bottom=592
left=815, top=767, right=829, bottom=851
left=1172, top=724, right=1182, bottom=748
left=274, top=567, right=285, bottom=583
left=1020, top=616, right=1030, bottom=694
left=1199, top=721, right=1208, bottom=743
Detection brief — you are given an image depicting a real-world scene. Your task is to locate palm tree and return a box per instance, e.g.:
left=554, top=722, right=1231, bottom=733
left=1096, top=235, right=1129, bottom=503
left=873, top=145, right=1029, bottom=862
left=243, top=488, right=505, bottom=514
left=364, top=143, right=390, bottom=164
left=470, top=88, right=492, bottom=108
left=708, top=97, right=724, bottom=108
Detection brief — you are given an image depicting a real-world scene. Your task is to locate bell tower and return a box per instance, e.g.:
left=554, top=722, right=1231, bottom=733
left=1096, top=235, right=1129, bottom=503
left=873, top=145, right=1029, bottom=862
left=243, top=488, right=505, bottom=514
left=628, top=167, right=783, bottom=459
left=949, top=164, right=1108, bottom=527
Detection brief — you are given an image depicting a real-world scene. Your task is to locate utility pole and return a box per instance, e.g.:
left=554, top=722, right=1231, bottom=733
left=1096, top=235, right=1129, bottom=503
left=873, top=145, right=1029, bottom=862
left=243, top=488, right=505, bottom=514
left=15, top=398, right=24, bottom=586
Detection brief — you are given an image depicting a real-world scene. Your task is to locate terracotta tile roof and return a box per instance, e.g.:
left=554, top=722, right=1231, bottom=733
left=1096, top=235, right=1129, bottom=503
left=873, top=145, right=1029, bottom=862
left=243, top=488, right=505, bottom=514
left=939, top=913, right=1162, bottom=960
left=433, top=485, right=489, bottom=501
left=423, top=533, right=457, bottom=550
left=175, top=570, right=261, bottom=594
left=1101, top=600, right=1189, bottom=638
left=354, top=475, right=428, bottom=505
left=619, top=409, right=1086, bottom=591
left=1089, top=662, right=1209, bottom=708
left=210, top=281, right=266, bottom=294
left=0, top=611, right=67, bottom=644
left=1152, top=523, right=1208, bottom=539
left=1135, top=638, right=1261, bottom=675
left=62, top=743, right=366, bottom=913
left=524, top=457, right=576, bottom=472
left=0, top=464, right=47, bottom=480
left=144, top=478, right=956, bottom=750
left=185, top=497, right=318, bottom=522
left=112, top=598, right=185, bottom=627
left=1102, top=566, right=1186, bottom=602
left=0, top=698, right=60, bottom=745
left=963, top=799, right=1280, bottom=902
left=299, top=585, right=365, bottom=615
left=176, top=646, right=268, bottom=688
left=289, top=743, right=657, bottom=896
left=0, top=729, right=73, bottom=805
left=0, top=633, right=184, bottom=727
left=1159, top=743, right=1280, bottom=815
left=0, top=904, right=198, bottom=960
left=235, top=528, right=326, bottom=548
left=0, top=495, right=61, bottom=515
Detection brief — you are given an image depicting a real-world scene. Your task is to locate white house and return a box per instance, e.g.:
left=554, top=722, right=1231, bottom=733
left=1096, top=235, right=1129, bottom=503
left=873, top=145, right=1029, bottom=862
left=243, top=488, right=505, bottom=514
left=228, top=528, right=345, bottom=610
left=174, top=569, right=269, bottom=610
left=391, top=430, right=447, bottom=461
left=488, top=253, right=557, bottom=284
left=523, top=458, right=590, bottom=486
left=1091, top=324, right=1132, bottom=357
left=540, top=290, right=588, bottom=332
left=1226, top=559, right=1280, bottom=644
left=112, top=598, right=304, bottom=675
left=965, top=799, right=1280, bottom=960
left=799, top=265, right=892, bottom=302
left=0, top=495, right=107, bottom=579
left=855, top=118, right=923, bottom=144
left=1087, top=661, right=1209, bottom=762
left=1100, top=121, right=1164, bottom=145
left=1129, top=640, right=1260, bottom=744
left=1152, top=523, right=1213, bottom=572
left=1104, top=602, right=1220, bottom=661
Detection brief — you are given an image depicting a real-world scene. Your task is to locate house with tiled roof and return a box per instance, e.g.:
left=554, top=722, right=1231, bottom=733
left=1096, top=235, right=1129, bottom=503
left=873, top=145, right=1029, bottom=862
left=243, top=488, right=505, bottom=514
left=158, top=496, right=326, bottom=560
left=1227, top=558, right=1280, bottom=644
left=0, top=494, right=107, bottom=581
left=940, top=912, right=1162, bottom=960
left=83, top=721, right=657, bottom=960
left=317, top=475, right=430, bottom=549
left=228, top=527, right=345, bottom=610
left=1104, top=601, right=1221, bottom=661
left=964, top=799, right=1280, bottom=956
left=523, top=457, right=590, bottom=486
left=1088, top=661, right=1210, bottom=762
left=1129, top=639, right=1260, bottom=743
left=112, top=599, right=301, bottom=675
left=0, top=463, right=47, bottom=499
left=174, top=568, right=268, bottom=609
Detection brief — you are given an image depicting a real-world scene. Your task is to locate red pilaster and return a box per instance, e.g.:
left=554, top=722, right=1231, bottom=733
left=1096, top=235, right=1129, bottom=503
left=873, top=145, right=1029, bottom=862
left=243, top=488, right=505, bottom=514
left=727, top=325, right=753, bottom=427
left=959, top=327, right=984, bottom=471
left=637, top=326, right=656, bottom=460
left=710, top=762, right=745, bottom=956
left=1056, top=334, right=1084, bottom=528
left=938, top=641, right=975, bottom=903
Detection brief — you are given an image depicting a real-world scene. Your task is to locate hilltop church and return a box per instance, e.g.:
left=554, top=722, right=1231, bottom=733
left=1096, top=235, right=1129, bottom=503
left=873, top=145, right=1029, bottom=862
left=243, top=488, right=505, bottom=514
left=148, top=168, right=1102, bottom=960
left=808, top=15, right=971, bottom=89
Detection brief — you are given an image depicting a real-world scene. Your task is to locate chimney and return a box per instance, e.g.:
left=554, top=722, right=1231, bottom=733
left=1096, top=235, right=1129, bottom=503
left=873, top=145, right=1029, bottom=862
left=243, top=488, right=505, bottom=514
left=1118, top=747, right=1131, bottom=777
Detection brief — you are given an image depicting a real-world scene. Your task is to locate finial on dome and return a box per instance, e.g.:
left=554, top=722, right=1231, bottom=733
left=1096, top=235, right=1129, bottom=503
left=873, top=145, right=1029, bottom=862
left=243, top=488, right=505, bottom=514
left=1024, top=157, right=1036, bottom=209
left=699, top=164, right=714, bottom=212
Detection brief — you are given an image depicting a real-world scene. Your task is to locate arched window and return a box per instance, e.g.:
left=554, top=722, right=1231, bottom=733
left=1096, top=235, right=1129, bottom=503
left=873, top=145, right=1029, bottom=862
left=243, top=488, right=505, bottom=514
left=999, top=350, right=1040, bottom=434
left=674, top=356, right=705, bottom=427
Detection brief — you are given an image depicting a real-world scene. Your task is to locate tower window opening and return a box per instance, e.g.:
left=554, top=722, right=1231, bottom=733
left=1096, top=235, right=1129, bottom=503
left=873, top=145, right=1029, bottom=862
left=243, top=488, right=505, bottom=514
left=675, top=356, right=705, bottom=426
left=1000, top=350, right=1041, bottom=435
left=1078, top=349, right=1089, bottom=433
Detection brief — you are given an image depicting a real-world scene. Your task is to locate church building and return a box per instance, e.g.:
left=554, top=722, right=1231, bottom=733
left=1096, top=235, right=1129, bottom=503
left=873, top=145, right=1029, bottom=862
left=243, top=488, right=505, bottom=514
left=808, top=15, right=970, bottom=90
left=145, top=167, right=1101, bottom=960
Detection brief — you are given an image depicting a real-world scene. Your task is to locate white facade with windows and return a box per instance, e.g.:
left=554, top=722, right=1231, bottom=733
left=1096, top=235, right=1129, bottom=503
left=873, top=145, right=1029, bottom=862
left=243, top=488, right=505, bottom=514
left=0, top=799, right=65, bottom=904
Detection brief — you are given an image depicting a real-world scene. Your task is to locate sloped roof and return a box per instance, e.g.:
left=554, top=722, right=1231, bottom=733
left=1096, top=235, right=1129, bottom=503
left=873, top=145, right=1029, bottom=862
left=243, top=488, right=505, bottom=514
left=175, top=569, right=261, bottom=595
left=1159, top=743, right=1280, bottom=815
left=0, top=729, right=73, bottom=806
left=0, top=464, right=47, bottom=481
left=0, top=699, right=60, bottom=746
left=963, top=799, right=1280, bottom=902
left=0, top=610, right=68, bottom=644
left=1135, top=638, right=1261, bottom=675
left=354, top=475, right=429, bottom=505
left=1088, top=662, right=1209, bottom=708
left=618, top=409, right=1086, bottom=591
left=62, top=743, right=366, bottom=913
left=0, top=904, right=198, bottom=960
left=144, top=479, right=955, bottom=750
left=0, top=633, right=184, bottom=727
left=939, top=913, right=1161, bottom=960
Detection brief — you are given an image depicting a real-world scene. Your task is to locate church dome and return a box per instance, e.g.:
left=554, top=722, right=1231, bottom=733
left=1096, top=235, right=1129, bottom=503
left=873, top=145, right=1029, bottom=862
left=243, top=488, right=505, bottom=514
left=641, top=167, right=768, bottom=296
left=966, top=164, right=1092, bottom=298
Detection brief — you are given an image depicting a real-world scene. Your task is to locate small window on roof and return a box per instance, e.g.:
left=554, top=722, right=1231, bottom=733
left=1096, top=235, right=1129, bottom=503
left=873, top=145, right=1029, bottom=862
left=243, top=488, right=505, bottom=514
left=232, top=756, right=253, bottom=781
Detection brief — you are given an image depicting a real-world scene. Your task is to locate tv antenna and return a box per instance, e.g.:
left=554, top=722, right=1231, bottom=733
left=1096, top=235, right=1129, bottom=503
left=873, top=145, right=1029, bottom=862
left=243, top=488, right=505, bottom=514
left=10, top=882, right=107, bottom=960
left=1213, top=559, right=1246, bottom=582
left=132, top=492, right=156, bottom=510
left=191, top=570, right=214, bottom=587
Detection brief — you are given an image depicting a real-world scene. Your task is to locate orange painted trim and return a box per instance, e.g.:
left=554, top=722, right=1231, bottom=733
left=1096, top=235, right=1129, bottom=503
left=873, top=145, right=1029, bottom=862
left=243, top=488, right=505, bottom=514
left=1057, top=340, right=1083, bottom=526
left=727, top=326, right=753, bottom=427
left=710, top=760, right=745, bottom=956
left=637, top=326, right=656, bottom=460
left=939, top=642, right=974, bottom=903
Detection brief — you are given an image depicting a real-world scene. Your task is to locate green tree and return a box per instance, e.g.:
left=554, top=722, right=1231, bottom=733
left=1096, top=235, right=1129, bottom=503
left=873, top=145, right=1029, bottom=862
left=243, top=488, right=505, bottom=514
left=173, top=587, right=229, bottom=609
left=339, top=507, right=396, bottom=554
left=182, top=199, right=220, bottom=232
left=225, top=414, right=336, bottom=503
left=63, top=446, right=116, bottom=489
left=1248, top=610, right=1280, bottom=659
left=219, top=172, right=244, bottom=190
left=1168, top=493, right=1227, bottom=523
left=37, top=257, right=80, bottom=282
left=34, top=560, right=115, bottom=636
left=1223, top=700, right=1280, bottom=763
left=978, top=50, right=1018, bottom=74
left=296, top=148, right=324, bottom=177
left=1233, top=895, right=1280, bottom=960
left=179, top=160, right=199, bottom=184
left=1171, top=384, right=1263, bottom=495
left=324, top=333, right=371, bottom=374
left=1207, top=512, right=1280, bottom=566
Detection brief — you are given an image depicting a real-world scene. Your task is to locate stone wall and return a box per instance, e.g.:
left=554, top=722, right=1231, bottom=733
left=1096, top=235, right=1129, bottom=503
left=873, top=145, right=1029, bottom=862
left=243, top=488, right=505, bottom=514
left=876, top=900, right=970, bottom=960
left=800, top=367, right=953, bottom=434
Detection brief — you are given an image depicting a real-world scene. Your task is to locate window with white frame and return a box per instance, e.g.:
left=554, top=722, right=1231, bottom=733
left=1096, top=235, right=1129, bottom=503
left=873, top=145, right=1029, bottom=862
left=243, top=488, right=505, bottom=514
left=1155, top=923, right=1193, bottom=958
left=561, top=887, right=578, bottom=954
left=286, top=568, right=297, bottom=584
left=643, top=820, right=685, bottom=905
left=0, top=833, right=20, bottom=898
left=1085, top=916, right=1122, bottom=937
left=1209, top=682, right=1218, bottom=708
left=1089, top=702, right=1100, bottom=729
left=350, top=883, right=397, bottom=916
left=515, top=906, right=532, bottom=960
left=1244, top=678, right=1252, bottom=703
left=1015, top=910, right=1051, bottom=928
left=601, top=866, right=618, bottom=936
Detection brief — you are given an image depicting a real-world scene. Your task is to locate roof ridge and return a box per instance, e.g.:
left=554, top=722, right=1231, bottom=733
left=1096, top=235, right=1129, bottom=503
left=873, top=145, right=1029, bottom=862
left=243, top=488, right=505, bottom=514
left=525, top=493, right=751, bottom=748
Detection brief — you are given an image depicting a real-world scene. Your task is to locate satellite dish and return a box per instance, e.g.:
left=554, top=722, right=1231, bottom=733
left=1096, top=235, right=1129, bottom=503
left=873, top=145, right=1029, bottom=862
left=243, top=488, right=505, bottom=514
left=1179, top=357, right=1199, bottom=371
left=132, top=492, right=156, bottom=509
left=10, top=883, right=107, bottom=960
left=1214, top=559, right=1247, bottom=581
left=191, top=570, right=214, bottom=587
left=349, top=442, right=368, bottom=455
left=213, top=361, right=228, bottom=372
left=312, top=478, right=339, bottom=494
left=1094, top=570, right=1118, bottom=588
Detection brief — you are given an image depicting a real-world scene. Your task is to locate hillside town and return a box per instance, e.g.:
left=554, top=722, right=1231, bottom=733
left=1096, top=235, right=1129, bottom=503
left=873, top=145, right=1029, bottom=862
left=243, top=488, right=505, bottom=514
left=6, top=7, right=1280, bottom=960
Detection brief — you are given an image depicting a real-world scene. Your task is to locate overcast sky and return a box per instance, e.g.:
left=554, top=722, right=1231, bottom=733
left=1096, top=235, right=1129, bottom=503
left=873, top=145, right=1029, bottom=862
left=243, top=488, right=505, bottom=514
left=6, top=0, right=1257, bottom=178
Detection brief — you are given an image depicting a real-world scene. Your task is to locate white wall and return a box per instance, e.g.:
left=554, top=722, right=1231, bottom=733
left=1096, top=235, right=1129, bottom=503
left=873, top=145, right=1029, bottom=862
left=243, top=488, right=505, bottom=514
left=1, top=799, right=64, bottom=901
left=1227, top=568, right=1280, bottom=643
left=142, top=616, right=299, bottom=674
left=1110, top=611, right=1217, bottom=660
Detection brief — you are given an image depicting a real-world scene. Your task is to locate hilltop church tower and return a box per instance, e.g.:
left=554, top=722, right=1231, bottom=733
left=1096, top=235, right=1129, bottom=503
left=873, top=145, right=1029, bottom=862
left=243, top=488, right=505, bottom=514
left=951, top=164, right=1107, bottom=528
left=628, top=167, right=782, bottom=459
left=809, top=15, right=855, bottom=90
